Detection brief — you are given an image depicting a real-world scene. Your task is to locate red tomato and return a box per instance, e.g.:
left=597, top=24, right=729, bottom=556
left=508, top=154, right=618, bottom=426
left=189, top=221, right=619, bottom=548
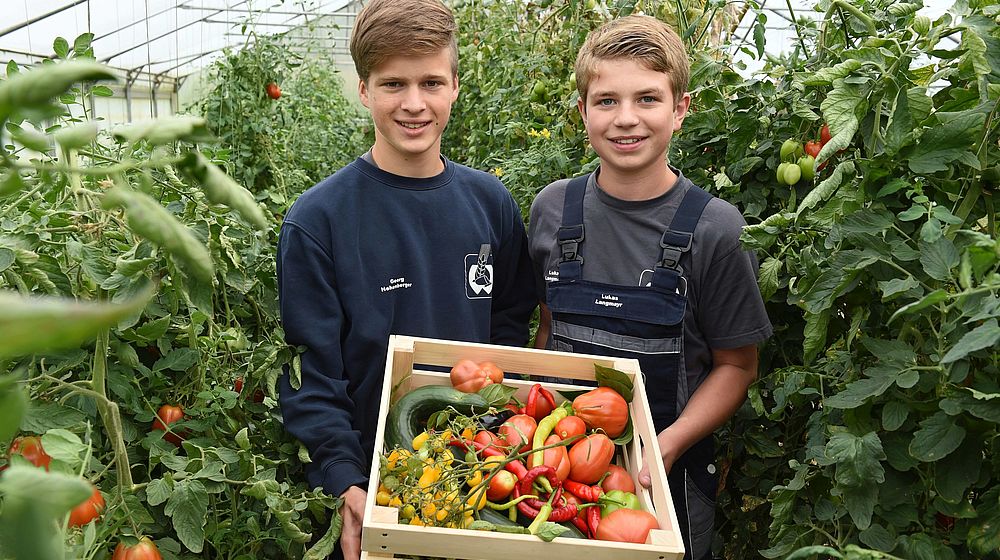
left=473, top=430, right=506, bottom=453
left=527, top=435, right=571, bottom=482
left=8, top=436, right=52, bottom=470
left=151, top=404, right=185, bottom=446
left=555, top=416, right=587, bottom=440
left=449, top=360, right=505, bottom=393
left=572, top=387, right=629, bottom=438
left=804, top=140, right=822, bottom=158
left=68, top=484, right=105, bottom=527
left=595, top=508, right=659, bottom=543
left=485, top=469, right=517, bottom=501
left=499, top=414, right=537, bottom=453
left=601, top=464, right=636, bottom=494
left=265, top=82, right=281, bottom=100
left=567, top=433, right=615, bottom=484
left=112, top=537, right=163, bottom=560
left=233, top=377, right=244, bottom=394
left=820, top=124, right=832, bottom=146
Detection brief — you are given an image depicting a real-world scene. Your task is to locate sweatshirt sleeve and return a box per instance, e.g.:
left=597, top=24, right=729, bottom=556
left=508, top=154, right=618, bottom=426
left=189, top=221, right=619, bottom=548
left=489, top=192, right=537, bottom=347
left=277, top=221, right=368, bottom=497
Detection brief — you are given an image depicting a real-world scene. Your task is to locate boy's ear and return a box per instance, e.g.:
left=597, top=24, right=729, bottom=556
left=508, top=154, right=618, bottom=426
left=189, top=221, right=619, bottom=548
left=577, top=96, right=587, bottom=125
left=673, top=92, right=692, bottom=130
left=359, top=79, right=371, bottom=109
left=450, top=73, right=459, bottom=103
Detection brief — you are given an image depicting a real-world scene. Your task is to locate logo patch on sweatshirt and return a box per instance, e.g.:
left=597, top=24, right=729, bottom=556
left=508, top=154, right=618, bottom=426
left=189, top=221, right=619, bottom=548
left=466, top=244, right=494, bottom=299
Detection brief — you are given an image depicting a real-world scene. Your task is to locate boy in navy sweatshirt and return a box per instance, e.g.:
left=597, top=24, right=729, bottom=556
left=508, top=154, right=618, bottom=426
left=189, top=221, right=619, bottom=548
left=276, top=1, right=535, bottom=557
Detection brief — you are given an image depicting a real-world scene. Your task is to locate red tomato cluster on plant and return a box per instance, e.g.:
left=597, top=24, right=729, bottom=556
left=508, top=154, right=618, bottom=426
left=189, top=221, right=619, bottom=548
left=265, top=82, right=281, bottom=100
left=151, top=404, right=185, bottom=446
left=112, top=537, right=162, bottom=560
left=8, top=435, right=52, bottom=470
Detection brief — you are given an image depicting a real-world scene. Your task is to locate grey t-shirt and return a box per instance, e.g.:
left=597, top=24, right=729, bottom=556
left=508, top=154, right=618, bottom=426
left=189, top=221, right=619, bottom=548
left=528, top=170, right=773, bottom=404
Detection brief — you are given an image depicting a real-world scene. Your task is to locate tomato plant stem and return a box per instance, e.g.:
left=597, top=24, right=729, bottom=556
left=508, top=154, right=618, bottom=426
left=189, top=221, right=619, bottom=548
left=91, top=328, right=134, bottom=490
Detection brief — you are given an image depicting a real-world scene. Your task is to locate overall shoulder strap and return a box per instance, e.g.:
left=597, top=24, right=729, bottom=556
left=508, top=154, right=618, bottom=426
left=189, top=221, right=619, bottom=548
left=556, top=173, right=591, bottom=280
left=650, top=184, right=713, bottom=293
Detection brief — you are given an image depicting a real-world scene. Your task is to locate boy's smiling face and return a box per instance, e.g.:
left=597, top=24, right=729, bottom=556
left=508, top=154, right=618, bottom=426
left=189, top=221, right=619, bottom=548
left=578, top=58, right=690, bottom=196
left=359, top=48, right=458, bottom=178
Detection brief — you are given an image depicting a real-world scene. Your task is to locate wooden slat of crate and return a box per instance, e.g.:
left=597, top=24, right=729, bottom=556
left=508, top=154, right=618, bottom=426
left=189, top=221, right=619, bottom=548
left=362, top=335, right=684, bottom=560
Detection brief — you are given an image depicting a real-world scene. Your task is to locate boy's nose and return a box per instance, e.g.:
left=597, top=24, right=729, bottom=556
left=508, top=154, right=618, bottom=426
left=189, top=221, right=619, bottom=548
left=613, top=105, right=639, bottom=127
left=400, top=87, right=426, bottom=112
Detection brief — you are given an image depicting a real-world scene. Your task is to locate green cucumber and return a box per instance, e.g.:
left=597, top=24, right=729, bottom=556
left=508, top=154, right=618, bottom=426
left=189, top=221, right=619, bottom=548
left=384, top=385, right=489, bottom=450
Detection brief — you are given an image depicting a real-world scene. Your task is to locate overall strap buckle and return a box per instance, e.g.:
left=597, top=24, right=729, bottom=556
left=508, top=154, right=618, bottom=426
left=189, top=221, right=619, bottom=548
left=558, top=224, right=585, bottom=264
left=658, top=230, right=692, bottom=273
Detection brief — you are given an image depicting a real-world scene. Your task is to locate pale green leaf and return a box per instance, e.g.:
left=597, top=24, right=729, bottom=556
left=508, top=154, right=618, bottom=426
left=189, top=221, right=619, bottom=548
left=758, top=257, right=782, bottom=300
left=889, top=289, right=948, bottom=323
left=920, top=237, right=960, bottom=282
left=179, top=152, right=269, bottom=230
left=112, top=115, right=214, bottom=145
left=802, top=310, right=830, bottom=365
left=826, top=431, right=886, bottom=487
left=797, top=162, right=856, bottom=214
left=879, top=276, right=919, bottom=300
left=146, top=478, right=172, bottom=507
left=0, top=288, right=152, bottom=358
left=164, top=479, right=209, bottom=553
left=40, top=429, right=85, bottom=465
left=882, top=401, right=908, bottom=431
left=908, top=110, right=987, bottom=173
left=153, top=348, right=200, bottom=372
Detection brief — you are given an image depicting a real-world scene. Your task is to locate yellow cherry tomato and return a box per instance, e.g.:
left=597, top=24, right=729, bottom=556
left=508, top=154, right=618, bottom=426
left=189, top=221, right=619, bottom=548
left=411, top=431, right=430, bottom=451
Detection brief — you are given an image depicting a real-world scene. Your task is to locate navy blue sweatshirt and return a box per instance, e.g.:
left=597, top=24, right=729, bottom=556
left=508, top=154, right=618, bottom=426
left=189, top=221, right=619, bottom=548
left=276, top=156, right=536, bottom=498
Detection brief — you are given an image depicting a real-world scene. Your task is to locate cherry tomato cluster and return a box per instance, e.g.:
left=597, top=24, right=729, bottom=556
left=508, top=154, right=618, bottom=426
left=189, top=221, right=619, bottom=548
left=777, top=123, right=837, bottom=186
left=382, top=371, right=661, bottom=544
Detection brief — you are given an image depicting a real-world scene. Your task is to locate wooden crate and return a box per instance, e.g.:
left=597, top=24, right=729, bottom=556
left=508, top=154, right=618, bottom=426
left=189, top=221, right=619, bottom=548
left=361, top=335, right=684, bottom=560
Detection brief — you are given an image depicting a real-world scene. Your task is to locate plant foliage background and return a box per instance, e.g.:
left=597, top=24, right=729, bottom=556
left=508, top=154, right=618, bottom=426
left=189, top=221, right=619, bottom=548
left=0, top=0, right=997, bottom=559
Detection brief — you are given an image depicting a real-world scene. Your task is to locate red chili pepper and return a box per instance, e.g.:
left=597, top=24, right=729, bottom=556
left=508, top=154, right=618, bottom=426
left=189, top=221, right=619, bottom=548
left=512, top=484, right=541, bottom=518
left=480, top=445, right=528, bottom=479
left=587, top=503, right=601, bottom=536
left=546, top=495, right=578, bottom=523
left=564, top=479, right=602, bottom=502
left=448, top=438, right=485, bottom=453
left=525, top=384, right=541, bottom=419
left=571, top=515, right=590, bottom=537
left=538, top=386, right=557, bottom=411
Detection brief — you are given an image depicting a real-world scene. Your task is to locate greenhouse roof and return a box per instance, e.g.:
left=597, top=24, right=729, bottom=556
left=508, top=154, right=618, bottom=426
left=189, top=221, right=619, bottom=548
left=0, top=0, right=360, bottom=85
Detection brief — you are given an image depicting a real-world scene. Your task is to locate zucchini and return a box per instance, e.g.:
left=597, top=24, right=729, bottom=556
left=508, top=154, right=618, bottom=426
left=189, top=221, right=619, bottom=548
left=479, top=507, right=587, bottom=539
left=384, top=385, right=489, bottom=450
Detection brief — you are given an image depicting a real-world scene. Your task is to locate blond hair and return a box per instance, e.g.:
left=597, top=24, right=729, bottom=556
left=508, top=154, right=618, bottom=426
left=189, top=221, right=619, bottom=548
left=349, top=0, right=458, bottom=82
left=575, top=15, right=689, bottom=103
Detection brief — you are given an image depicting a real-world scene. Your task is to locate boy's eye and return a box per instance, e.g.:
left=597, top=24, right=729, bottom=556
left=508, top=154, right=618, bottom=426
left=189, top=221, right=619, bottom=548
left=639, top=95, right=658, bottom=103
left=424, top=80, right=442, bottom=88
left=383, top=81, right=403, bottom=88
left=597, top=98, right=616, bottom=106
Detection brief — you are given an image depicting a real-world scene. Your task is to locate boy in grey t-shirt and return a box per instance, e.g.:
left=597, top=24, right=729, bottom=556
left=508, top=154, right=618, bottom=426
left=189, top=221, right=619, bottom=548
left=527, top=16, right=771, bottom=560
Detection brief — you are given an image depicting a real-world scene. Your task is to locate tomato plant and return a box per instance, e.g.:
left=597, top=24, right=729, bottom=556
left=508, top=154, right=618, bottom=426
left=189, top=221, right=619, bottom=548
left=8, top=436, right=51, bottom=470
left=68, top=484, right=105, bottom=527
left=595, top=508, right=659, bottom=544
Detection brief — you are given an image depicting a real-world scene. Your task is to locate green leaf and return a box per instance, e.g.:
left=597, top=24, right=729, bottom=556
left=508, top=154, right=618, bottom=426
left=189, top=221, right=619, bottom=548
left=802, top=267, right=859, bottom=314
left=909, top=411, right=965, bottom=462
left=940, top=387, right=1000, bottom=423
left=534, top=521, right=569, bottom=542
left=112, top=115, right=214, bottom=145
left=941, top=319, right=1000, bottom=363
left=885, top=86, right=914, bottom=157
left=0, top=287, right=152, bottom=358
left=303, top=512, right=343, bottom=560
left=858, top=522, right=894, bottom=551
left=0, top=60, right=115, bottom=118
left=179, top=152, right=269, bottom=230
left=10, top=126, right=51, bottom=152
left=594, top=364, right=633, bottom=402
left=0, top=171, right=24, bottom=198
left=797, top=161, right=856, bottom=214
left=146, top=477, right=172, bottom=507
left=0, top=374, right=27, bottom=443
left=0, top=464, right=91, bottom=516
left=841, top=483, right=878, bottom=530
left=908, top=110, right=987, bottom=173
left=839, top=208, right=893, bottom=234
left=882, top=401, right=908, bottom=431
left=824, top=368, right=896, bottom=409
left=53, top=122, right=99, bottom=149
left=101, top=185, right=215, bottom=283
left=73, top=33, right=94, bottom=55
left=878, top=276, right=919, bottom=300
left=967, top=504, right=1000, bottom=557
left=153, top=348, right=200, bottom=372
left=818, top=80, right=865, bottom=161
left=802, top=309, right=830, bottom=365
left=758, top=257, right=782, bottom=301
left=935, top=438, right=982, bottom=503
left=165, top=479, right=209, bottom=553
left=135, top=315, right=171, bottom=342
left=825, top=431, right=886, bottom=487
left=919, top=237, right=959, bottom=282
left=802, top=59, right=863, bottom=87
left=875, top=178, right=909, bottom=198
left=53, top=37, right=69, bottom=59
left=888, top=289, right=948, bottom=323
left=91, top=85, right=113, bottom=97
left=40, top=429, right=85, bottom=466
left=478, top=383, right=517, bottom=407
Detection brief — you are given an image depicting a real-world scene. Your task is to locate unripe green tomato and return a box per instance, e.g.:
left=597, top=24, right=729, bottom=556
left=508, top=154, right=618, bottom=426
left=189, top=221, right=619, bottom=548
left=776, top=162, right=790, bottom=185
left=783, top=162, right=802, bottom=185
left=798, top=155, right=816, bottom=181
left=913, top=15, right=931, bottom=36
left=780, top=139, right=802, bottom=162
